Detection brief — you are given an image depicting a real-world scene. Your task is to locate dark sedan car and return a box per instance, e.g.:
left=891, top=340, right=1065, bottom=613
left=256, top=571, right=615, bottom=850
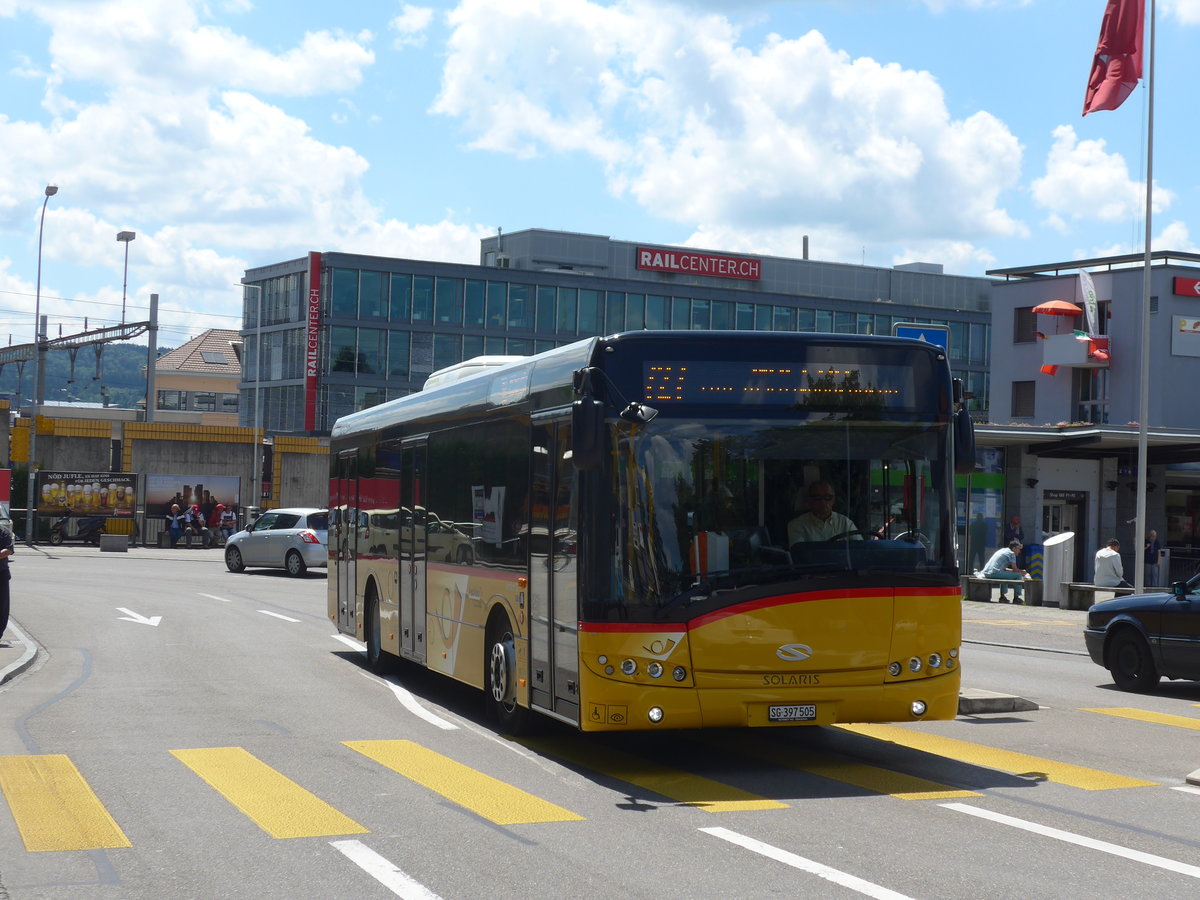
left=1084, top=575, right=1200, bottom=691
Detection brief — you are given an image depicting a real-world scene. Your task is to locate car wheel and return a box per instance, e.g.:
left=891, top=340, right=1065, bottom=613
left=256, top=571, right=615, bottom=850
left=485, top=615, right=530, bottom=733
left=285, top=549, right=307, bottom=577
left=1108, top=629, right=1160, bottom=692
left=225, top=546, right=245, bottom=573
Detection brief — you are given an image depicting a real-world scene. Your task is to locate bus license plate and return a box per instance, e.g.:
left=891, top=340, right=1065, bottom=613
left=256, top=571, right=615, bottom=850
left=768, top=704, right=817, bottom=722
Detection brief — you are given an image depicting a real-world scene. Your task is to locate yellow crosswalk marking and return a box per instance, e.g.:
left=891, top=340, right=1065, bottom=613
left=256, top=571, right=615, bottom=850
left=1082, top=707, right=1200, bottom=730
left=170, top=747, right=367, bottom=839
left=518, top=737, right=788, bottom=812
left=837, top=724, right=1156, bottom=791
left=0, top=754, right=131, bottom=852
left=345, top=739, right=584, bottom=825
left=697, top=733, right=979, bottom=801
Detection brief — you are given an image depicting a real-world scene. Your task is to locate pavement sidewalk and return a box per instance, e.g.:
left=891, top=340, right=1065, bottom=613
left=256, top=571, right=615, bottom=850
left=0, top=620, right=37, bottom=686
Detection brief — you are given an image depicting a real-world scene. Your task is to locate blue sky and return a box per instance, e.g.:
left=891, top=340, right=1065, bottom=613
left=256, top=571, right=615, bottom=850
left=0, top=0, right=1196, bottom=349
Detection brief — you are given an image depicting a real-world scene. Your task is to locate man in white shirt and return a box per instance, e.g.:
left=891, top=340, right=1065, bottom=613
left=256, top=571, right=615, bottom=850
left=788, top=481, right=861, bottom=545
left=981, top=540, right=1027, bottom=603
left=1094, top=538, right=1126, bottom=587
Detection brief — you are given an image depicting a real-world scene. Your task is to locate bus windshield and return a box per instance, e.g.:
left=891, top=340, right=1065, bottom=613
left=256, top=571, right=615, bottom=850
left=603, top=415, right=953, bottom=623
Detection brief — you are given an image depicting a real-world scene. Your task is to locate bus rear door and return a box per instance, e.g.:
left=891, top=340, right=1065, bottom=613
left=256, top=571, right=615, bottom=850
left=530, top=416, right=580, bottom=723
left=400, top=440, right=428, bottom=663
left=333, top=451, right=357, bottom=632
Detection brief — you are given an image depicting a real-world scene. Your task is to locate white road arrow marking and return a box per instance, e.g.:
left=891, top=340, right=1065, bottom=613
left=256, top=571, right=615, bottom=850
left=116, top=608, right=162, bottom=626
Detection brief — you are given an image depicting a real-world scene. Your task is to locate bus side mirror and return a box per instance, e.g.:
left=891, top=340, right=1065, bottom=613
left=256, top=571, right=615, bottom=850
left=953, top=407, right=976, bottom=475
left=572, top=399, right=606, bottom=470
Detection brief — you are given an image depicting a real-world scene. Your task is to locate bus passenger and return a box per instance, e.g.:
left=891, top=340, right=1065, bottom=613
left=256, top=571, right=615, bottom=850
left=787, top=481, right=861, bottom=545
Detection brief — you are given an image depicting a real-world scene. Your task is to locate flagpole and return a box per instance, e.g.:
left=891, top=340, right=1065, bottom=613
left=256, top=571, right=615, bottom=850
left=1132, top=0, right=1154, bottom=593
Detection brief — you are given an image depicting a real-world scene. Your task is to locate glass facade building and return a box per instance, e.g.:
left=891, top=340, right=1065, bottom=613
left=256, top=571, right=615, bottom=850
left=241, top=229, right=993, bottom=434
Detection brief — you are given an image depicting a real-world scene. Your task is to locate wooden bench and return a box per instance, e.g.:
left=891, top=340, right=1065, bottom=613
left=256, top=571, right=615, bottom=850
left=1064, top=583, right=1135, bottom=611
left=963, top=576, right=1041, bottom=605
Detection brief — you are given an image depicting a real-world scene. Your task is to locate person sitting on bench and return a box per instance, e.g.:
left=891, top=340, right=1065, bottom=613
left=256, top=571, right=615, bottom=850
left=1094, top=538, right=1127, bottom=588
left=981, top=540, right=1027, bottom=603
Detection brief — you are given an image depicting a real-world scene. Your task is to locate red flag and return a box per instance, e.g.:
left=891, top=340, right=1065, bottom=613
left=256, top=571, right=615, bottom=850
left=1083, top=0, right=1145, bottom=115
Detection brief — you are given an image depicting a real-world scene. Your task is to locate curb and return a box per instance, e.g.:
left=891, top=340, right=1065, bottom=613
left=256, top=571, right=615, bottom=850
left=0, top=621, right=38, bottom=686
left=958, top=688, right=1039, bottom=715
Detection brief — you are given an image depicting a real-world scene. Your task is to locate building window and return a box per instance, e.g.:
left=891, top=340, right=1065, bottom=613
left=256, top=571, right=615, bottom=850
left=578, top=290, right=601, bottom=333
left=1073, top=368, right=1110, bottom=424
left=390, top=274, right=411, bottom=320
left=1013, top=307, right=1037, bottom=343
left=433, top=333, right=461, bottom=370
left=556, top=288, right=578, bottom=333
left=330, top=326, right=358, bottom=373
left=605, top=292, right=626, bottom=333
left=536, top=286, right=556, bottom=332
left=435, top=277, right=463, bottom=324
left=157, top=390, right=183, bottom=411
left=221, top=393, right=239, bottom=415
left=1012, top=380, right=1035, bottom=418
left=711, top=300, right=732, bottom=330
left=331, top=269, right=358, bottom=317
left=412, top=276, right=433, bottom=321
left=360, top=270, right=385, bottom=318
left=486, top=282, right=507, bottom=328
left=193, top=392, right=216, bottom=411
left=509, top=284, right=533, bottom=329
left=626, top=294, right=645, bottom=330
left=388, top=331, right=410, bottom=378
left=645, top=295, right=666, bottom=329
left=465, top=280, right=485, bottom=326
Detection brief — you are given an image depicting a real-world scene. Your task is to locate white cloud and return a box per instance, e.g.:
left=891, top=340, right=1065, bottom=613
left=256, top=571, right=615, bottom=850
left=434, top=0, right=1025, bottom=264
left=1163, top=0, right=1200, bottom=25
left=390, top=4, right=434, bottom=48
left=33, top=1, right=374, bottom=97
left=1031, top=125, right=1172, bottom=225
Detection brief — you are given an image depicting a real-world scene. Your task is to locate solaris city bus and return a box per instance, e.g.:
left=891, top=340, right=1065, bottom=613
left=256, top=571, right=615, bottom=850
left=328, top=330, right=975, bottom=732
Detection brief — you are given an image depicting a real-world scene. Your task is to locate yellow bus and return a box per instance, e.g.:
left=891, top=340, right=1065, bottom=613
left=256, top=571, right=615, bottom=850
left=328, top=330, right=975, bottom=732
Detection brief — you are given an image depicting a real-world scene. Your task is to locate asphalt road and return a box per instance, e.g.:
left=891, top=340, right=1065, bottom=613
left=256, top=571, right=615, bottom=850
left=3, top=548, right=1200, bottom=899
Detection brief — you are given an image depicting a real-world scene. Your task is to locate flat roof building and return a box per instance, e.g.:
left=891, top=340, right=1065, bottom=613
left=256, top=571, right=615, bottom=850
left=241, top=228, right=993, bottom=435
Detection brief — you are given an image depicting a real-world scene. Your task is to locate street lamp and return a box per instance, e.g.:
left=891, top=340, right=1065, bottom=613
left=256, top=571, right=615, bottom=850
left=116, top=230, right=136, bottom=324
left=240, top=282, right=265, bottom=513
left=26, top=184, right=57, bottom=545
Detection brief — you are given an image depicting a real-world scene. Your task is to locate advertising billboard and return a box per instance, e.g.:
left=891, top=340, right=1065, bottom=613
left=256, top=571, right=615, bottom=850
left=36, top=471, right=137, bottom=517
left=145, top=475, right=242, bottom=518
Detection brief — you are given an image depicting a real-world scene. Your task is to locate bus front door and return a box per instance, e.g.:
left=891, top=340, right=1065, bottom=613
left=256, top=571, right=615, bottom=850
left=334, top=452, right=357, bottom=632
left=399, top=441, right=428, bottom=663
left=529, top=418, right=580, bottom=723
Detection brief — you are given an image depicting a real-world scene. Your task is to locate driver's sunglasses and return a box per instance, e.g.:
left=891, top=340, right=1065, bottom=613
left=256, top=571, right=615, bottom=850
left=809, top=494, right=835, bottom=501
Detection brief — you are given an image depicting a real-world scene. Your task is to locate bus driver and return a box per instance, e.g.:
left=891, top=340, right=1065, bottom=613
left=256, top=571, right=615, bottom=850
left=788, top=480, right=862, bottom=545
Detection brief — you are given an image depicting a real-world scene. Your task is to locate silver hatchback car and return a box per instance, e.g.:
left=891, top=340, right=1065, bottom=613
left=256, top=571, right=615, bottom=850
left=224, top=507, right=329, bottom=577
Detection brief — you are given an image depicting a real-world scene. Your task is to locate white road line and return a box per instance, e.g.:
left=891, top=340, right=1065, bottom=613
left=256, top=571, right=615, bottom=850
left=257, top=610, right=301, bottom=623
left=699, top=827, right=913, bottom=900
left=332, top=633, right=366, bottom=651
left=1171, top=785, right=1200, bottom=796
left=331, top=840, right=443, bottom=899
left=359, top=671, right=458, bottom=730
left=941, top=802, right=1200, bottom=879
left=199, top=593, right=231, bottom=602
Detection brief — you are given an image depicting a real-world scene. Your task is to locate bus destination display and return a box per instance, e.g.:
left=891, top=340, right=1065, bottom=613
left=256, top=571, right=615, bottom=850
left=643, top=361, right=910, bottom=408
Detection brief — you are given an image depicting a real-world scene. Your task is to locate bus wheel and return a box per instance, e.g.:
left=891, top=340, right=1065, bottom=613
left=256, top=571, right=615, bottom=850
left=486, top=617, right=529, bottom=733
left=364, top=584, right=387, bottom=673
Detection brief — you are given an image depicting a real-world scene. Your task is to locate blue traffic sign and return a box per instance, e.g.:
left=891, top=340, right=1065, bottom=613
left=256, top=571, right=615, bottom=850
left=892, top=323, right=950, bottom=353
